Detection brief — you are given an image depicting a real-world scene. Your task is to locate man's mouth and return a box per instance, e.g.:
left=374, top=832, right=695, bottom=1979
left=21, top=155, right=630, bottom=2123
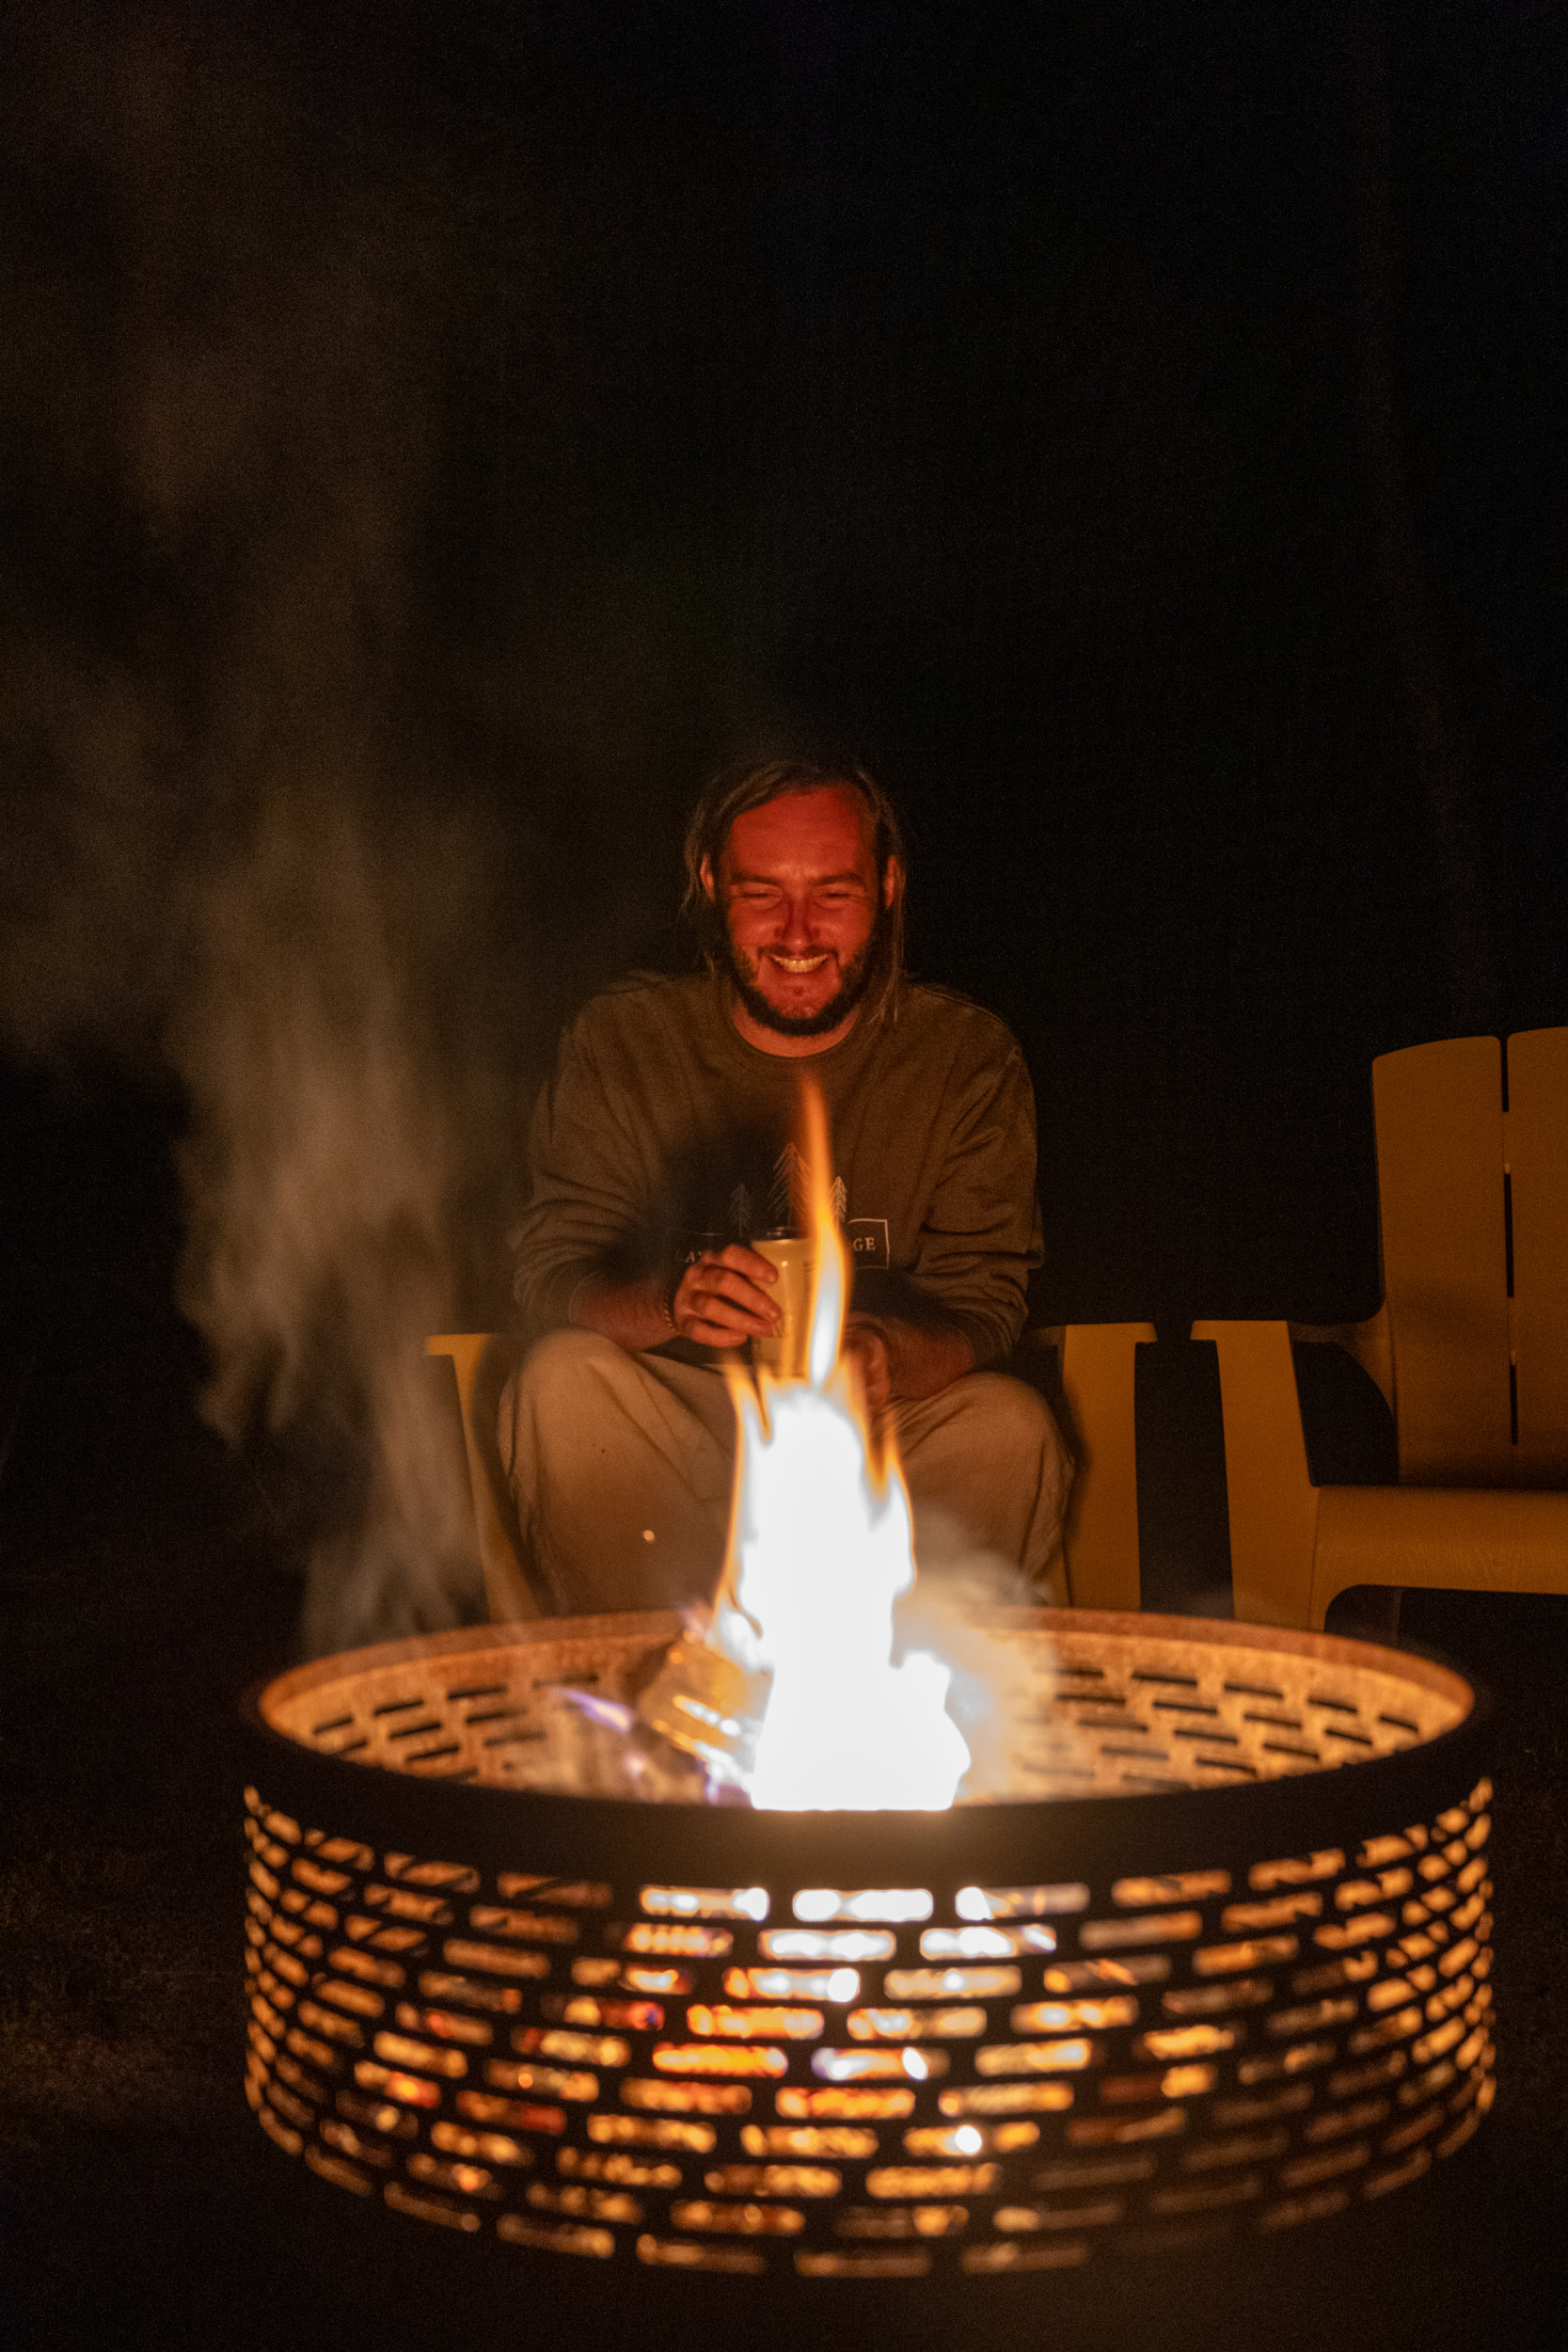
left=768, top=952, right=832, bottom=977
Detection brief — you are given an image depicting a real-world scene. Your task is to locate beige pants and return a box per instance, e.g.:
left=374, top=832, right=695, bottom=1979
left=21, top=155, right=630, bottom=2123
left=498, top=1331, right=1072, bottom=1616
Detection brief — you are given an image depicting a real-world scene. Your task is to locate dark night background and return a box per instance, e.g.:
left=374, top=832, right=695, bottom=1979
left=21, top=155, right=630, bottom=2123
left=2, top=3, right=1565, bottom=2347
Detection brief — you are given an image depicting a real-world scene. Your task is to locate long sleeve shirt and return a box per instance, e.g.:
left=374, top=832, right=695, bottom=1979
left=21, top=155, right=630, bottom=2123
left=512, top=973, right=1042, bottom=1370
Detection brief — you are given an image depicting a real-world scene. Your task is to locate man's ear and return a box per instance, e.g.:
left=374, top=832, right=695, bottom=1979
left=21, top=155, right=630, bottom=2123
left=699, top=853, right=717, bottom=902
left=882, top=856, right=904, bottom=911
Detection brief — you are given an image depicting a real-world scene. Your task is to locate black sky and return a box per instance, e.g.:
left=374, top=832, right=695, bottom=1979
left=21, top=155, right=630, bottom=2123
left=2, top=0, right=1564, bottom=1334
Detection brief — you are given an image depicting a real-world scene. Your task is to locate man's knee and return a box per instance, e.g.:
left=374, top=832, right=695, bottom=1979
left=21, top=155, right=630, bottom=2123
left=938, top=1371, right=1069, bottom=1470
left=499, top=1327, right=626, bottom=1475
left=515, top=1326, right=623, bottom=1394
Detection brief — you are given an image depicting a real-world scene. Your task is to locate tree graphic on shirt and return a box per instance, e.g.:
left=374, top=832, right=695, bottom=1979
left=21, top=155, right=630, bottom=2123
left=765, top=1142, right=846, bottom=1232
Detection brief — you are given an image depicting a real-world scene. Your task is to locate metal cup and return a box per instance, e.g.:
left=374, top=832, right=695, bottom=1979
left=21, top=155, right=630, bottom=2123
left=751, top=1230, right=815, bottom=1380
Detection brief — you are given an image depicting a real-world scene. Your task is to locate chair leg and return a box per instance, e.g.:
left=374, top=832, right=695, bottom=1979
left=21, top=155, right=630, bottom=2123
left=1192, top=1321, right=1323, bottom=1629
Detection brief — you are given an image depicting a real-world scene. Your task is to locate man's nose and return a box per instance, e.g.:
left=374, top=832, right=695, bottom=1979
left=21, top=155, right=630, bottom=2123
left=774, top=896, right=817, bottom=945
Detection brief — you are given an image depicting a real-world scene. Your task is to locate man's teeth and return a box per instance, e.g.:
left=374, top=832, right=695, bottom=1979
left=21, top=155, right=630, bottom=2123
left=772, top=954, right=829, bottom=973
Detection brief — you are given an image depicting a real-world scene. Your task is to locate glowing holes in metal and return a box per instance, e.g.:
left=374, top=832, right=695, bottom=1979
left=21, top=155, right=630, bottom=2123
left=1013, top=1997, right=1139, bottom=2033
left=671, top=2200, right=806, bottom=2236
left=247, top=1661, right=1495, bottom=2280
left=761, top=1927, right=892, bottom=1963
left=499, top=1875, right=611, bottom=1907
left=466, top=1907, right=575, bottom=1947
left=688, top=2003, right=823, bottom=2041
left=1195, top=1936, right=1300, bottom=1978
left=778, top=2085, right=915, bottom=2121
left=652, top=2043, right=789, bottom=2079
left=558, top=2147, right=682, bottom=2189
left=1112, top=1871, right=1229, bottom=1907
left=975, top=2039, right=1095, bottom=2077
left=938, top=2082, right=1074, bottom=2119
left=744, top=2123, right=879, bottom=2159
left=726, top=1966, right=859, bottom=2002
left=353, top=2060, right=440, bottom=2109
left=886, top=1964, right=1019, bottom=2000
left=905, top=2122, right=1039, bottom=2158
left=1250, top=1849, right=1345, bottom=1892
left=483, top=2058, right=598, bottom=2103
left=623, top=2078, right=752, bottom=2116
left=641, top=1885, right=768, bottom=1922
left=1080, top=1910, right=1202, bottom=1952
left=499, top=2215, right=614, bottom=2260
left=527, top=2182, right=642, bottom=2225
left=637, top=2235, right=767, bottom=2274
left=616, top=1920, right=735, bottom=1960
left=794, top=1888, right=931, bottom=1924
left=847, top=2007, right=986, bottom=2042
left=1044, top=1955, right=1169, bottom=1993
left=587, top=2113, right=715, bottom=2153
left=812, top=2046, right=947, bottom=2084
left=705, top=2165, right=841, bottom=2199
left=921, top=1924, right=1057, bottom=1961
left=961, top=2241, right=1089, bottom=2275
left=957, top=1883, right=1087, bottom=1922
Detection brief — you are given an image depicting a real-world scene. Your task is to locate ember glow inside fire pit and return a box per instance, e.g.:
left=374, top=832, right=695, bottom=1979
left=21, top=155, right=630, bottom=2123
left=241, top=1609, right=1494, bottom=2278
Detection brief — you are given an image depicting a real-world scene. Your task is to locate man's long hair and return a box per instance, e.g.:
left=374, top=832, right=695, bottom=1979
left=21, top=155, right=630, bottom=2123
left=680, top=757, right=908, bottom=1028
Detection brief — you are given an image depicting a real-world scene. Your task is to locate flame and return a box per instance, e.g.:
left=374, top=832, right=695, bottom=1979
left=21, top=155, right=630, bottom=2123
left=708, top=1082, right=969, bottom=1811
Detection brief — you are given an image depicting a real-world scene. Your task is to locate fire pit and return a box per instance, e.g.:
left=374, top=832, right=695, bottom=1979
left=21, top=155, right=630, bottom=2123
left=240, top=1607, right=1494, bottom=2279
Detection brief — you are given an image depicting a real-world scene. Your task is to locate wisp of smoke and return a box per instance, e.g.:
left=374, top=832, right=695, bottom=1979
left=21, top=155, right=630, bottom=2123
left=0, top=8, right=559, bottom=1652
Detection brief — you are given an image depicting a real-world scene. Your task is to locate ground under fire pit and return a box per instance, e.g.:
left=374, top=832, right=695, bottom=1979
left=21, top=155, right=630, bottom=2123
left=240, top=1609, right=1493, bottom=2280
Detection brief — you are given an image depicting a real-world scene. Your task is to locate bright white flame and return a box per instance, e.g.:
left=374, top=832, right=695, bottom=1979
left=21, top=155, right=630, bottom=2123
left=711, top=1083, right=970, bottom=1813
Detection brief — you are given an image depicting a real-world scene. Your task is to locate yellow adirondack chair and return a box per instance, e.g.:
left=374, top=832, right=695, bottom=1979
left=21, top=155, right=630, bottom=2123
left=1292, top=1026, right=1568, bottom=1486
left=1195, top=1023, right=1568, bottom=1629
left=429, top=1325, right=1156, bottom=1623
left=425, top=1334, right=540, bottom=1622
left=1193, top=1317, right=1568, bottom=1630
left=1029, top=1325, right=1156, bottom=1611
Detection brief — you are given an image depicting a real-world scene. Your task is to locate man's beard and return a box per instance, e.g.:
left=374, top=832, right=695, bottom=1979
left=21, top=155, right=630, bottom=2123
left=721, top=908, right=889, bottom=1040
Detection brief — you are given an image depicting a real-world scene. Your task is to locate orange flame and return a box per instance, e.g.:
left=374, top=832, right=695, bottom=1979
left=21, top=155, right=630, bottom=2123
left=709, top=1080, right=969, bottom=1811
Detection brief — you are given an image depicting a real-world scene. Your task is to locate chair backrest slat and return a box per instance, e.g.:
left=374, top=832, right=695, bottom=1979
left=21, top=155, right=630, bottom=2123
left=1058, top=1323, right=1154, bottom=1612
left=1507, top=1026, right=1568, bottom=1484
left=1372, top=1035, right=1512, bottom=1484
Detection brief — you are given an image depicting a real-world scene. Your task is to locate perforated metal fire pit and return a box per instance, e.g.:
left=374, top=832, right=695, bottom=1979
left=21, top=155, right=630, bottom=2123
left=240, top=1609, right=1494, bottom=2279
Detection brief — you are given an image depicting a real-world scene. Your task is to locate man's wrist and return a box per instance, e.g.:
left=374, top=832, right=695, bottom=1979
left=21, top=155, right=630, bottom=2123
left=568, top=1271, right=676, bottom=1349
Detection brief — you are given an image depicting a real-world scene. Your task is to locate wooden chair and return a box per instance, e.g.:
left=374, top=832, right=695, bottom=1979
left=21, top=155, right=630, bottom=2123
left=430, top=1324, right=1157, bottom=1623
left=1292, top=1026, right=1568, bottom=1486
left=1193, top=1317, right=1568, bottom=1630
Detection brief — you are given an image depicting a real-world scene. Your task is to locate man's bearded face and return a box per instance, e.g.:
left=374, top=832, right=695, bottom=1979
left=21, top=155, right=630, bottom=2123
left=712, top=787, right=894, bottom=1041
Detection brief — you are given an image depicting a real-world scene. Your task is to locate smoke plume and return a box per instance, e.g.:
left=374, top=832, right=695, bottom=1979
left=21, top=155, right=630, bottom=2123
left=0, top=7, right=610, bottom=1648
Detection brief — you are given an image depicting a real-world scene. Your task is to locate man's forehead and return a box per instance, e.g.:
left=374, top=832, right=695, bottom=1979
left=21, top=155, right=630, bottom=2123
left=721, top=786, right=877, bottom=876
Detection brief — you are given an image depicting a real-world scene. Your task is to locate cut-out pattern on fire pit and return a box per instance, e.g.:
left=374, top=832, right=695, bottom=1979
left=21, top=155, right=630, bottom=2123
left=258, top=1614, right=1466, bottom=1802
left=243, top=1613, right=1493, bottom=2277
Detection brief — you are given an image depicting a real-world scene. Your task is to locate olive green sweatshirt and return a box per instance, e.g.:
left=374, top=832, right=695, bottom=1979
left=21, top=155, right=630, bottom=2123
left=512, top=974, right=1042, bottom=1369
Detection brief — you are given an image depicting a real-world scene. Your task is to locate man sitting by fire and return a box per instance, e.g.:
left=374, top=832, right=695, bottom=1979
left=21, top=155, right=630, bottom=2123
left=499, top=757, right=1072, bottom=1618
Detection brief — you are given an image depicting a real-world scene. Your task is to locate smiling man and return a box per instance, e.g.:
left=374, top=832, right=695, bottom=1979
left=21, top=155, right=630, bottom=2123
left=499, top=756, right=1072, bottom=1618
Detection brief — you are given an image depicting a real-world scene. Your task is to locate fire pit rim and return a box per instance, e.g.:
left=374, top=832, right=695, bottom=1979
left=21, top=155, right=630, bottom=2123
left=239, top=1608, right=1491, bottom=1888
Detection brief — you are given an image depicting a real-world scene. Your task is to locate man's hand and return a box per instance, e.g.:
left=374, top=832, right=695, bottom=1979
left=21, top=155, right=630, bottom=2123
left=671, top=1245, right=780, bottom=1351
left=844, top=1314, right=974, bottom=1410
left=843, top=1318, right=893, bottom=1413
